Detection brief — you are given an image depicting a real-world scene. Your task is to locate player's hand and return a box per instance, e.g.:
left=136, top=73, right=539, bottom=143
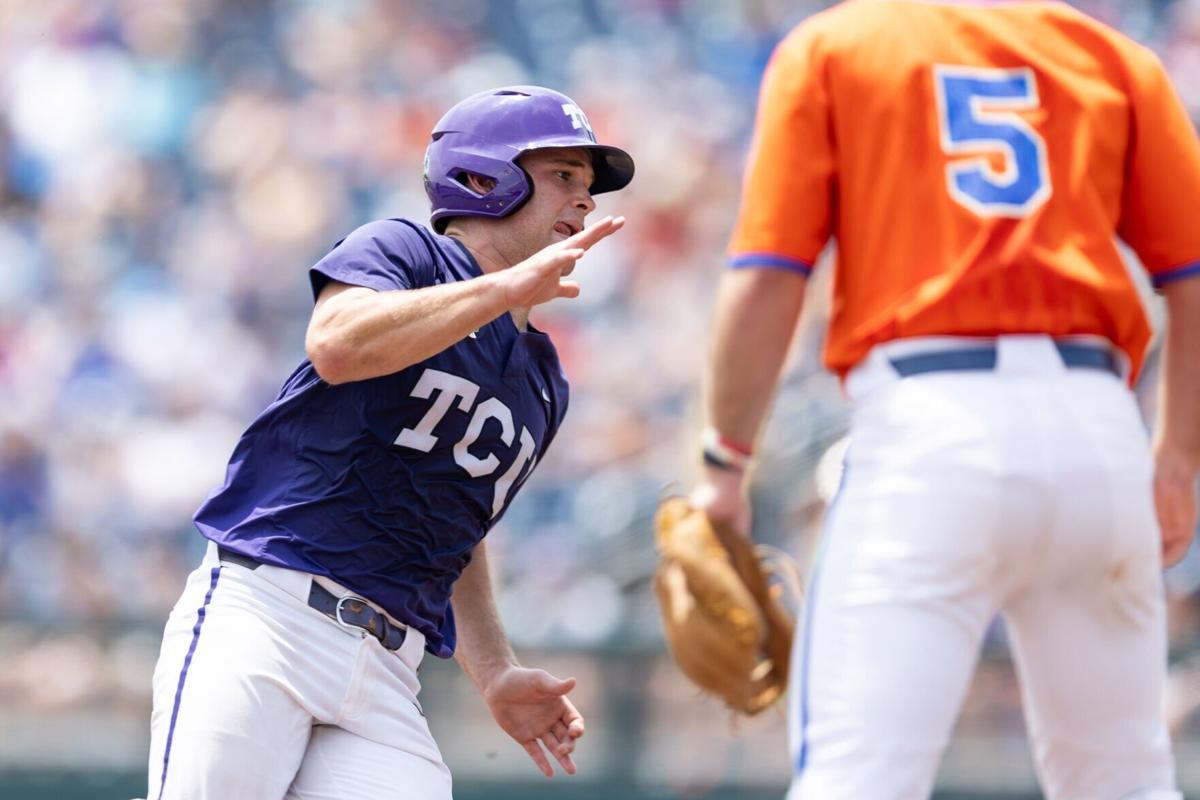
left=688, top=464, right=752, bottom=537
left=495, top=215, right=625, bottom=308
left=482, top=665, right=585, bottom=777
left=1154, top=446, right=1199, bottom=567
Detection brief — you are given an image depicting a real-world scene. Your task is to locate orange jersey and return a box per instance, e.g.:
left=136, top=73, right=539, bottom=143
left=728, top=0, right=1200, bottom=380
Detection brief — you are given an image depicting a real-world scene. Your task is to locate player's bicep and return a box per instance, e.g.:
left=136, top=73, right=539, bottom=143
left=305, top=281, right=379, bottom=353
left=311, top=280, right=377, bottom=323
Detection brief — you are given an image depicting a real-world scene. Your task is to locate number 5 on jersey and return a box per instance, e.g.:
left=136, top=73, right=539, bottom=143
left=934, top=65, right=1052, bottom=216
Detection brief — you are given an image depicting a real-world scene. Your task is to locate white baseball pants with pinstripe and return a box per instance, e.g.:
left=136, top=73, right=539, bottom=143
left=145, top=541, right=451, bottom=800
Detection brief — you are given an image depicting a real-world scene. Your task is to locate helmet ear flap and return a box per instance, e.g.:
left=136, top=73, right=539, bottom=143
left=453, top=170, right=498, bottom=197
left=433, top=171, right=510, bottom=234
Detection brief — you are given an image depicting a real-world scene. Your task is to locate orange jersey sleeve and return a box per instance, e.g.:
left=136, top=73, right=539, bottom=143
left=728, top=0, right=1200, bottom=380
left=728, top=25, right=834, bottom=276
left=1118, top=47, right=1200, bottom=286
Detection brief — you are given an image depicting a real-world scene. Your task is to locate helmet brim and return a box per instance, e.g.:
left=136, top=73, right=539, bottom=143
left=587, top=144, right=635, bottom=195
left=518, top=141, right=635, bottom=196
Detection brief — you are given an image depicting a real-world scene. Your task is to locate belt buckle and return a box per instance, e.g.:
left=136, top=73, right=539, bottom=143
left=334, top=594, right=371, bottom=637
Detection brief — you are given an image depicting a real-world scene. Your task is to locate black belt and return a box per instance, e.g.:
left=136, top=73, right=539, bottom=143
left=217, top=546, right=407, bottom=651
left=889, top=342, right=1119, bottom=378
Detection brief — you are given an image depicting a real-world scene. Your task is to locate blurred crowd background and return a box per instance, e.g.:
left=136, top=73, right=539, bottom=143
left=2, top=0, right=1200, bottom=797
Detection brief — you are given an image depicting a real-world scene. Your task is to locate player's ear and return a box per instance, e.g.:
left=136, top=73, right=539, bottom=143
left=459, top=171, right=497, bottom=195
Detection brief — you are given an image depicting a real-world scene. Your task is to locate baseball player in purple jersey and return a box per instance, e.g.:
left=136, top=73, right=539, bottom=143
left=144, top=86, right=633, bottom=799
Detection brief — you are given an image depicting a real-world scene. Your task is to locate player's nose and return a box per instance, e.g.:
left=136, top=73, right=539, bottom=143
left=575, top=190, right=596, bottom=214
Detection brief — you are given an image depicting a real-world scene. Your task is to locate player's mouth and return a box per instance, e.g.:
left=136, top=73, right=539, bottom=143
left=554, top=221, right=579, bottom=238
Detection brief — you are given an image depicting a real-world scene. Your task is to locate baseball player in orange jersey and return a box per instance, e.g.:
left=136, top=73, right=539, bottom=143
left=688, top=1, right=1200, bottom=798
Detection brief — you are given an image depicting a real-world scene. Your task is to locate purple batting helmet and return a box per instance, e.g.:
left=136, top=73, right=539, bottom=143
left=424, top=86, right=635, bottom=232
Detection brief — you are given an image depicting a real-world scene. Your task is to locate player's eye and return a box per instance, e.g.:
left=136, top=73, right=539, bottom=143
left=555, top=170, right=572, bottom=182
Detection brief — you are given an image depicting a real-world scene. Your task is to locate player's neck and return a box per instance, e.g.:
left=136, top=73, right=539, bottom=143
left=445, top=224, right=526, bottom=276
left=447, top=234, right=503, bottom=273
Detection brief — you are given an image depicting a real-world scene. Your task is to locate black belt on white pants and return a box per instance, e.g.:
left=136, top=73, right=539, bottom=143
left=888, top=341, right=1120, bottom=378
left=217, top=546, right=407, bottom=651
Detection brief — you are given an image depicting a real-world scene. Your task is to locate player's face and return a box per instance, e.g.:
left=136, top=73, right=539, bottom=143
left=510, top=147, right=597, bottom=253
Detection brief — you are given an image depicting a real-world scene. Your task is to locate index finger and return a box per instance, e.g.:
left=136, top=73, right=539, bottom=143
left=562, top=700, right=585, bottom=739
left=563, top=215, right=625, bottom=252
left=566, top=716, right=585, bottom=739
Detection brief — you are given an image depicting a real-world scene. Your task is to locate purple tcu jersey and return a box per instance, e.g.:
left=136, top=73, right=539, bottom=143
left=193, top=218, right=568, bottom=658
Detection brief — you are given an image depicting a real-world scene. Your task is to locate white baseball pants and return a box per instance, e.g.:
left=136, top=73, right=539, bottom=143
left=146, top=542, right=451, bottom=800
left=788, top=335, right=1179, bottom=800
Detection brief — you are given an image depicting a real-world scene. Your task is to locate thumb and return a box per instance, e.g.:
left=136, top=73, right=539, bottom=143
left=535, top=671, right=576, bottom=696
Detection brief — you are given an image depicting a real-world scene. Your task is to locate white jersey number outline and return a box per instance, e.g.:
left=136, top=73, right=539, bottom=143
left=933, top=65, right=1052, bottom=217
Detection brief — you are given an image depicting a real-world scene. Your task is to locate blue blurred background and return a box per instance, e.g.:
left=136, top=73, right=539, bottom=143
left=2, top=0, right=1200, bottom=797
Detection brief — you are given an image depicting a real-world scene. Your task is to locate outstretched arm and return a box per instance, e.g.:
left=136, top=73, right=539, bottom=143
left=1155, top=275, right=1200, bottom=566
left=451, top=541, right=584, bottom=777
left=306, top=217, right=624, bottom=385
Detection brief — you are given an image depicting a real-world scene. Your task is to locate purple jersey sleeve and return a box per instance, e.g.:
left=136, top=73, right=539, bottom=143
left=309, top=219, right=435, bottom=301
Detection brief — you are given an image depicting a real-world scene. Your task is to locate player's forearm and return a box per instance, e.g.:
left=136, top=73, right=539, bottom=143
left=1154, top=276, right=1200, bottom=469
left=705, top=269, right=807, bottom=446
left=307, top=276, right=511, bottom=384
left=451, top=541, right=518, bottom=694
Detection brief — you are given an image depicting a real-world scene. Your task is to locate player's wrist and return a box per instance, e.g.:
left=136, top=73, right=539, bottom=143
left=477, top=270, right=519, bottom=314
left=473, top=657, right=522, bottom=698
left=1154, top=438, right=1200, bottom=477
left=701, top=426, right=754, bottom=472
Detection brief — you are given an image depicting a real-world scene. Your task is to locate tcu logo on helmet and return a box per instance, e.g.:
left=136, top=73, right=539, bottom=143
left=561, top=103, right=596, bottom=140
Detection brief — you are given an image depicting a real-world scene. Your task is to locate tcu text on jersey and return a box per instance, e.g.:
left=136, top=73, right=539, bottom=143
left=395, top=367, right=537, bottom=519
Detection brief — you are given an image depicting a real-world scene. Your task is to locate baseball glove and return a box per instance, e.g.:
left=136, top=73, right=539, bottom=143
left=653, top=496, right=797, bottom=715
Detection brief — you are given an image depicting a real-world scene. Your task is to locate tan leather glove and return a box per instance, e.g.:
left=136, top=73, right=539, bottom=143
left=653, top=496, right=796, bottom=715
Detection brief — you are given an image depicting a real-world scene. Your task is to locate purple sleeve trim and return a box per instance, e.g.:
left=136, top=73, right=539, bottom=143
left=729, top=253, right=814, bottom=276
left=1152, top=260, right=1200, bottom=288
